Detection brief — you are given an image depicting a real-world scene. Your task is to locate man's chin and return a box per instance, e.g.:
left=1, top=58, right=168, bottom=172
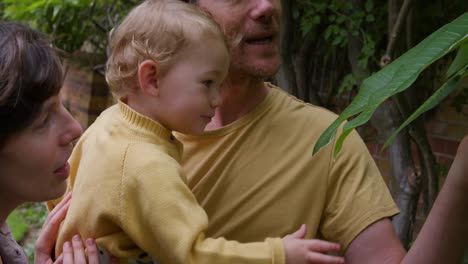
left=233, top=61, right=280, bottom=79
left=250, top=64, right=280, bottom=79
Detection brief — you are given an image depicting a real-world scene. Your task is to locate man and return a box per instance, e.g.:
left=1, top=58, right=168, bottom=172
left=176, top=0, right=468, bottom=263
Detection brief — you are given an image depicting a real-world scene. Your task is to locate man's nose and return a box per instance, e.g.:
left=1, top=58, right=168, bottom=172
left=250, top=0, right=275, bottom=21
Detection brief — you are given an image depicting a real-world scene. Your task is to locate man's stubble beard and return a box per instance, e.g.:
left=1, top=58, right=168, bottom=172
left=207, top=9, right=281, bottom=81
left=227, top=32, right=281, bottom=80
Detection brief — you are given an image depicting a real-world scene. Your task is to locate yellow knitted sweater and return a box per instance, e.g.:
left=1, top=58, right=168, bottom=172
left=54, top=101, right=284, bottom=264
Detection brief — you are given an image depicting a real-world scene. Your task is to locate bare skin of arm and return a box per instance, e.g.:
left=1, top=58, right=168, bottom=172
left=345, top=136, right=468, bottom=264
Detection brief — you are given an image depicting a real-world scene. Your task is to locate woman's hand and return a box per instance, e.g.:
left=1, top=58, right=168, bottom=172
left=34, top=192, right=100, bottom=264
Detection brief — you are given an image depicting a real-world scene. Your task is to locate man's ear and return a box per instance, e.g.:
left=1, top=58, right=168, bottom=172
left=137, top=60, right=160, bottom=97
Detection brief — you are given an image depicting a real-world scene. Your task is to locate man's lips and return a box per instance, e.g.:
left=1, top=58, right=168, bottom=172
left=244, top=32, right=276, bottom=44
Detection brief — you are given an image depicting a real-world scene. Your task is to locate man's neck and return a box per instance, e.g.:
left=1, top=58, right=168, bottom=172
left=206, top=75, right=269, bottom=130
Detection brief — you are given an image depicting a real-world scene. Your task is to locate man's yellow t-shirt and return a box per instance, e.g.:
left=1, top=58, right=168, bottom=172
left=177, top=84, right=399, bottom=253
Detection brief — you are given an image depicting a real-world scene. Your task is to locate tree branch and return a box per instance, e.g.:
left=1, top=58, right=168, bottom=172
left=380, top=0, right=413, bottom=67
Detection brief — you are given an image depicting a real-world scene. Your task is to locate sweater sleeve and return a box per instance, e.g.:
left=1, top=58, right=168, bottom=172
left=120, top=144, right=285, bottom=264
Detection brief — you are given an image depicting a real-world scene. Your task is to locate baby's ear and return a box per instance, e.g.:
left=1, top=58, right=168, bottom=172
left=137, top=60, right=160, bottom=97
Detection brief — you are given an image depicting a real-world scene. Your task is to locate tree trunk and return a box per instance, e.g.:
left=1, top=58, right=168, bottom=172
left=371, top=101, right=421, bottom=248
left=278, top=0, right=298, bottom=96
left=369, top=0, right=421, bottom=246
left=393, top=93, right=439, bottom=215
left=295, top=35, right=323, bottom=105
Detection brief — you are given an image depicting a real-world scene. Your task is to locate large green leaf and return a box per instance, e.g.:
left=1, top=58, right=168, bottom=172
left=446, top=41, right=468, bottom=78
left=313, top=12, right=468, bottom=156
left=383, top=64, right=468, bottom=150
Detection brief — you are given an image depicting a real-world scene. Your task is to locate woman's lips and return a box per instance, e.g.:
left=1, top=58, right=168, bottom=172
left=54, top=162, right=70, bottom=180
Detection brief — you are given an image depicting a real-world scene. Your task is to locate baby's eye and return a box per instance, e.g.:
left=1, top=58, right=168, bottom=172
left=203, top=80, right=213, bottom=87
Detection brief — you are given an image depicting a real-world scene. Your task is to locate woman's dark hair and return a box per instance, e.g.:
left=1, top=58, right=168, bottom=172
left=0, top=22, right=63, bottom=147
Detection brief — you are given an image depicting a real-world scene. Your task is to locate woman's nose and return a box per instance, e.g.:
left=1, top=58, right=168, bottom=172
left=60, top=107, right=83, bottom=146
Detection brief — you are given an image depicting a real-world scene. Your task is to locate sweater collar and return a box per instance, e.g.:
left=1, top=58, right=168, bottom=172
left=118, top=100, right=176, bottom=144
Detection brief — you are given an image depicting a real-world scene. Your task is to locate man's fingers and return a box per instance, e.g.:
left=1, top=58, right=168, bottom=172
left=306, top=240, right=341, bottom=253
left=72, top=235, right=86, bottom=264
left=307, top=252, right=345, bottom=264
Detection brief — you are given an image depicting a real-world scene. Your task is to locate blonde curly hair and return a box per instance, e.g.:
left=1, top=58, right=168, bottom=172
left=106, top=0, right=227, bottom=97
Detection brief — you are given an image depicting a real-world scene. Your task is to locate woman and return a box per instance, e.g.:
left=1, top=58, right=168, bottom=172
left=0, top=22, right=99, bottom=264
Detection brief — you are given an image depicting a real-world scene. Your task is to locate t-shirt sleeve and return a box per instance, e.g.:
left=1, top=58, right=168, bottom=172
left=120, top=145, right=285, bottom=264
left=319, top=129, right=399, bottom=253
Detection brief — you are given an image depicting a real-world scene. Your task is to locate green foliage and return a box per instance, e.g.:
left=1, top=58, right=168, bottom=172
left=1, top=0, right=134, bottom=63
left=313, top=12, right=468, bottom=156
left=338, top=73, right=358, bottom=94
left=21, top=203, right=48, bottom=225
left=6, top=203, right=48, bottom=261
left=296, top=0, right=384, bottom=94
left=6, top=211, right=28, bottom=241
left=8, top=203, right=48, bottom=236
left=3, top=0, right=93, bottom=52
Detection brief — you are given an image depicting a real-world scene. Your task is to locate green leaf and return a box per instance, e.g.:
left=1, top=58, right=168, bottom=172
left=338, top=73, right=358, bottom=94
left=313, top=118, right=346, bottom=154
left=301, top=20, right=313, bottom=35
left=383, top=64, right=467, bottom=150
left=312, top=15, right=320, bottom=25
left=337, top=15, right=346, bottom=24
left=313, top=12, right=468, bottom=156
left=324, top=25, right=333, bottom=39
left=332, top=35, right=343, bottom=46
left=333, top=128, right=353, bottom=157
left=446, top=42, right=468, bottom=78
left=26, top=0, right=47, bottom=12
left=52, top=5, right=62, bottom=20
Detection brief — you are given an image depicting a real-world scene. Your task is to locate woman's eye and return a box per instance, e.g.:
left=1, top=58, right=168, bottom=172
left=36, top=114, right=50, bottom=129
